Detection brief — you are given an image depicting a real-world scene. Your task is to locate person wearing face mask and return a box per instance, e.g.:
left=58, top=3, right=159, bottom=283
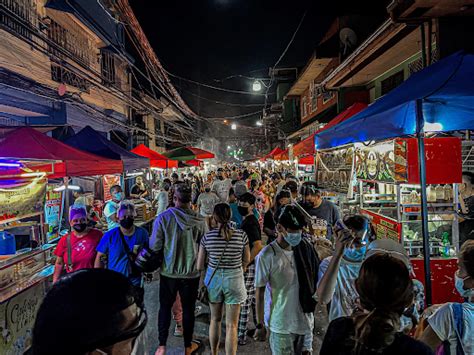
left=32, top=269, right=147, bottom=355
left=300, top=182, right=340, bottom=240
left=316, top=215, right=370, bottom=322
left=53, top=205, right=103, bottom=283
left=263, top=190, right=291, bottom=244
left=254, top=205, right=319, bottom=355
left=420, top=240, right=474, bottom=354
left=211, top=168, right=232, bottom=202
left=95, top=201, right=149, bottom=305
left=237, top=192, right=263, bottom=345
left=104, top=185, right=124, bottom=230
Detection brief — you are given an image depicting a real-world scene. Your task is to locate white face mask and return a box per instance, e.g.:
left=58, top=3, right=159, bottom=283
left=455, top=272, right=474, bottom=298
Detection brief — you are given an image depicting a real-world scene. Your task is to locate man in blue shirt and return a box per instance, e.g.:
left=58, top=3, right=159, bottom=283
left=95, top=200, right=148, bottom=304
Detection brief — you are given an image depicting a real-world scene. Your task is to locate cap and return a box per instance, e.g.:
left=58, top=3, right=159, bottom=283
left=366, top=239, right=410, bottom=269
left=69, top=204, right=87, bottom=221
left=234, top=181, right=248, bottom=198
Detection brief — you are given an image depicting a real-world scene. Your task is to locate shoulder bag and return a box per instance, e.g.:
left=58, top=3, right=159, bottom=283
left=66, top=234, right=74, bottom=272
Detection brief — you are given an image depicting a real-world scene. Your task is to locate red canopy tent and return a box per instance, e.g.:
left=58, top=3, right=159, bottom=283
left=131, top=144, right=178, bottom=169
left=0, top=127, right=123, bottom=177
left=274, top=149, right=289, bottom=161
left=185, top=159, right=204, bottom=167
left=260, top=147, right=284, bottom=161
left=298, top=155, right=314, bottom=165
left=293, top=103, right=368, bottom=158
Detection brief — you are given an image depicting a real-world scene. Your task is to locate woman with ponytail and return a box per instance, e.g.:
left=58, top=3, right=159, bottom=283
left=197, top=203, right=250, bottom=355
left=320, top=253, right=433, bottom=355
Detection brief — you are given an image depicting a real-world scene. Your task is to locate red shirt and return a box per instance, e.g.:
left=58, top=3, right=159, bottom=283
left=54, top=229, right=103, bottom=272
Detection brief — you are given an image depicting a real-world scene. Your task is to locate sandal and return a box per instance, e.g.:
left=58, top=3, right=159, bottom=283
left=185, top=339, right=204, bottom=355
left=238, top=337, right=247, bottom=346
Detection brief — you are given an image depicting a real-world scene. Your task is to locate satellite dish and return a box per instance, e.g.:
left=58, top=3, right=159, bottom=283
left=339, top=27, right=358, bottom=56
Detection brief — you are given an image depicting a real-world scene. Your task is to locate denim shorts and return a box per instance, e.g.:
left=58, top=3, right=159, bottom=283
left=204, top=267, right=246, bottom=305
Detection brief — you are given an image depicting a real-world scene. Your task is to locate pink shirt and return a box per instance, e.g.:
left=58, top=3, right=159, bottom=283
left=54, top=229, right=103, bottom=272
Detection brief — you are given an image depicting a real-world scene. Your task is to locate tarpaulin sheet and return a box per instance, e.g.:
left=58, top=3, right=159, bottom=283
left=315, top=51, right=474, bottom=149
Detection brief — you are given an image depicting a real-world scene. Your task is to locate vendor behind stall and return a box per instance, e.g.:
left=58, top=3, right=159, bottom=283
left=73, top=186, right=87, bottom=206
left=130, top=176, right=149, bottom=199
left=104, top=185, right=124, bottom=230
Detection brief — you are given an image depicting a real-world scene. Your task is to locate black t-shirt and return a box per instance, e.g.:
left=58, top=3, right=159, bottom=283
left=241, top=215, right=261, bottom=249
left=131, top=184, right=147, bottom=196
left=320, top=317, right=434, bottom=355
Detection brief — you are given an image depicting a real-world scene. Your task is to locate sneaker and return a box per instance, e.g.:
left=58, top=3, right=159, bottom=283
left=194, top=305, right=203, bottom=317
left=238, top=337, right=247, bottom=346
left=174, top=324, right=183, bottom=337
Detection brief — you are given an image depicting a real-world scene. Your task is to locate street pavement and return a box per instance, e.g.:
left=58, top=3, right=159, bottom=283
left=144, top=280, right=328, bottom=354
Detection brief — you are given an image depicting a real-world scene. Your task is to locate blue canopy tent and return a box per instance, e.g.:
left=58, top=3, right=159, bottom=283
left=315, top=51, right=474, bottom=149
left=64, top=126, right=150, bottom=171
left=315, top=51, right=474, bottom=305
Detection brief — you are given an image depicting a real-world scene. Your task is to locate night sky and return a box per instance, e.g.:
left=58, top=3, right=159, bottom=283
left=131, top=0, right=390, bottom=134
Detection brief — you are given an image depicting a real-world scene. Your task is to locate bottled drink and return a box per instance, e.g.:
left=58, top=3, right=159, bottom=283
left=441, top=232, right=450, bottom=258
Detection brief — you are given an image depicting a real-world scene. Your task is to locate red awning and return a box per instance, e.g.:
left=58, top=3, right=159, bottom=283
left=131, top=144, right=178, bottom=169
left=0, top=127, right=123, bottom=177
left=185, top=159, right=204, bottom=167
left=298, top=155, right=314, bottom=165
left=260, top=147, right=284, bottom=161
left=274, top=149, right=289, bottom=161
left=293, top=103, right=368, bottom=157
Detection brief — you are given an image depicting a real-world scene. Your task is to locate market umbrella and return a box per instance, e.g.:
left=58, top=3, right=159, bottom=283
left=163, top=146, right=215, bottom=161
left=185, top=159, right=203, bottom=167
left=131, top=144, right=178, bottom=169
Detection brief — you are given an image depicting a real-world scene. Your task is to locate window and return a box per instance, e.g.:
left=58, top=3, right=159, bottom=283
left=380, top=70, right=404, bottom=96
left=322, top=91, right=335, bottom=105
left=48, top=19, right=93, bottom=66
left=0, top=0, right=39, bottom=39
left=101, top=50, right=117, bottom=86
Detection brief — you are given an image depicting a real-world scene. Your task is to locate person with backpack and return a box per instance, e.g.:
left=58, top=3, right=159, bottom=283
left=94, top=200, right=149, bottom=306
left=420, top=239, right=474, bottom=354
left=197, top=203, right=251, bottom=355
left=253, top=205, right=319, bottom=355
left=320, top=253, right=433, bottom=354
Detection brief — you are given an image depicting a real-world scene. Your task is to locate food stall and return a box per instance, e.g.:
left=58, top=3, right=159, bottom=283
left=0, top=127, right=123, bottom=353
left=314, top=52, right=474, bottom=304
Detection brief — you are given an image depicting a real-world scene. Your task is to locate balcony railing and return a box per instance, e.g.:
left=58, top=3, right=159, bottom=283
left=51, top=63, right=90, bottom=92
left=47, top=19, right=94, bottom=67
left=0, top=0, right=39, bottom=39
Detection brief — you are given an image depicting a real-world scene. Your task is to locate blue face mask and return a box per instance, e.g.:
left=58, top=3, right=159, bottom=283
left=344, top=245, right=367, bottom=262
left=284, top=232, right=302, bottom=247
left=455, top=273, right=474, bottom=298
left=114, top=192, right=123, bottom=201
left=253, top=208, right=259, bottom=219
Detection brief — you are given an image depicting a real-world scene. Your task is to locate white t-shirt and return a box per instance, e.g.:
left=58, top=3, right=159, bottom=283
left=211, top=179, right=232, bottom=202
left=104, top=201, right=119, bottom=230
left=318, top=256, right=361, bottom=322
left=155, top=191, right=168, bottom=216
left=255, top=241, right=314, bottom=335
left=428, top=302, right=474, bottom=355
left=197, top=192, right=220, bottom=217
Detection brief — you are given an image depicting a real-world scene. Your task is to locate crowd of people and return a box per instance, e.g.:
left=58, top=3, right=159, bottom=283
left=33, top=166, right=474, bottom=355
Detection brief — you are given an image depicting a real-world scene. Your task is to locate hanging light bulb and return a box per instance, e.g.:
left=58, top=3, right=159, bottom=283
left=231, top=123, right=237, bottom=130
left=252, top=80, right=262, bottom=92
left=256, top=120, right=263, bottom=126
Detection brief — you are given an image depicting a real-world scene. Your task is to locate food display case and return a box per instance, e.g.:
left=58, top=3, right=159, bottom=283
left=0, top=163, right=56, bottom=354
left=356, top=137, right=463, bottom=303
left=316, top=145, right=359, bottom=215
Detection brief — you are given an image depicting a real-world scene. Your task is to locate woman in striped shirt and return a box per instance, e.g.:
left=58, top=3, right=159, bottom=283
left=197, top=203, right=250, bottom=355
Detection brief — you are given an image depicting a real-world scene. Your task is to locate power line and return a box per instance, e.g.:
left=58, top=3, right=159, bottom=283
left=163, top=69, right=268, bottom=96
left=179, top=88, right=268, bottom=108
